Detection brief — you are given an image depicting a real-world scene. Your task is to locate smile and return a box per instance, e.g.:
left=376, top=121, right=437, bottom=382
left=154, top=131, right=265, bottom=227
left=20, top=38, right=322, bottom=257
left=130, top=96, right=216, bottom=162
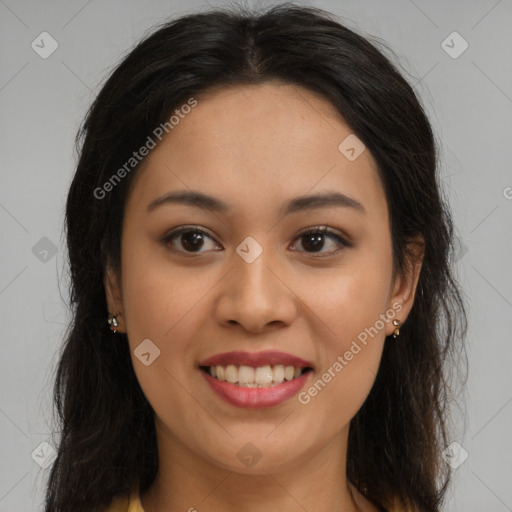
left=199, top=366, right=314, bottom=409
left=200, top=364, right=312, bottom=388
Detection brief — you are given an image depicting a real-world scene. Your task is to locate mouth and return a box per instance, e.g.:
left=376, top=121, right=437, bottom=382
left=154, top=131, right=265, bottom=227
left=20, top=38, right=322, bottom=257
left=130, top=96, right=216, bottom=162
left=198, top=350, right=315, bottom=408
left=199, top=364, right=314, bottom=388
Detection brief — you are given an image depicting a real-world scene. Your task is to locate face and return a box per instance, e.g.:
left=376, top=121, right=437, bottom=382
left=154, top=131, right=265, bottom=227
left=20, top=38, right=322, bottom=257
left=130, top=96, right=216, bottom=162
left=105, top=81, right=422, bottom=476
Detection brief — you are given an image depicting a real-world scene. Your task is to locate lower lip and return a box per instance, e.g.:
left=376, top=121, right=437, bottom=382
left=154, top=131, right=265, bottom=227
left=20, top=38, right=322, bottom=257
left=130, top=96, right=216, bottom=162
left=200, top=369, right=312, bottom=409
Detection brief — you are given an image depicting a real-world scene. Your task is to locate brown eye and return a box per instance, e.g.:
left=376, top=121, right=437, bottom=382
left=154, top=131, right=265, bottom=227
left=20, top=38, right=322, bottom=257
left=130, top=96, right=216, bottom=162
left=291, top=226, right=350, bottom=256
left=161, top=225, right=350, bottom=257
left=162, top=226, right=220, bottom=254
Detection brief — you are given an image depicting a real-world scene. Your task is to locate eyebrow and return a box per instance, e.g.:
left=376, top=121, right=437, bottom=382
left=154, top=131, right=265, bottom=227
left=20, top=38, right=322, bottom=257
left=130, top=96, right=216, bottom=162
left=146, top=189, right=366, bottom=216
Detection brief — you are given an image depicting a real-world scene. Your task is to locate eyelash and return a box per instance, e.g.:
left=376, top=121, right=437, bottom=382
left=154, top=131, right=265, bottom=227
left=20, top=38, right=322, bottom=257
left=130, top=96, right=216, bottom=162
left=161, top=224, right=351, bottom=257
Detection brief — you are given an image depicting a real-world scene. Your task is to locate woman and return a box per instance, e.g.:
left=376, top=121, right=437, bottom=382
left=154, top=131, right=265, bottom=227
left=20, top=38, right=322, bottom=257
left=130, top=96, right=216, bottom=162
left=44, top=3, right=467, bottom=511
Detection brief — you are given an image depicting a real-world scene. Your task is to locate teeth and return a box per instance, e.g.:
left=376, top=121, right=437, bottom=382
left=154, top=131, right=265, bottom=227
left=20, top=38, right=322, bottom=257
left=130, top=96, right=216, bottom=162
left=255, top=366, right=273, bottom=385
left=272, top=364, right=284, bottom=383
left=284, top=365, right=294, bottom=381
left=225, top=364, right=238, bottom=384
left=238, top=365, right=255, bottom=386
left=207, top=364, right=308, bottom=387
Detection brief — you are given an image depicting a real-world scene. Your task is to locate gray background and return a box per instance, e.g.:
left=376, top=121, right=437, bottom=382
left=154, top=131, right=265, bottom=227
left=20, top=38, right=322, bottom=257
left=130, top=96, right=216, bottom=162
left=1, top=0, right=511, bottom=510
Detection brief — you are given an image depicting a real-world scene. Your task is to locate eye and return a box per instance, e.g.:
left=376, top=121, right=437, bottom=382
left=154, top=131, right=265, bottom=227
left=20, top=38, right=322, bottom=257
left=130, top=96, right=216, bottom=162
left=161, top=225, right=221, bottom=254
left=290, top=226, right=351, bottom=257
left=161, top=224, right=351, bottom=256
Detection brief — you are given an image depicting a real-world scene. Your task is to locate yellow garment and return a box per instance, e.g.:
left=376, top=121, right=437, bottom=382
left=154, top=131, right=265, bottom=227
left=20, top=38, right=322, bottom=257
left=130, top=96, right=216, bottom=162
left=106, top=487, right=405, bottom=511
left=106, top=487, right=144, bottom=512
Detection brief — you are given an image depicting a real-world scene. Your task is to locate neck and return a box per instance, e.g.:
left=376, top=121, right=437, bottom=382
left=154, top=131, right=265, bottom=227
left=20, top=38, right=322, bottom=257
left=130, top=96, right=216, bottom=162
left=140, top=421, right=371, bottom=512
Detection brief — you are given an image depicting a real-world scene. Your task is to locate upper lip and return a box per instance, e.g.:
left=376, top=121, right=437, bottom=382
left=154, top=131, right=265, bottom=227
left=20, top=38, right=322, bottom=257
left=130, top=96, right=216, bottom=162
left=199, top=350, right=314, bottom=369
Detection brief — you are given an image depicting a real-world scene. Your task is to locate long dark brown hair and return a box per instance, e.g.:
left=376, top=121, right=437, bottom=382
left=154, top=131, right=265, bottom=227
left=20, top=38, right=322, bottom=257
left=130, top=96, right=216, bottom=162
left=44, top=4, right=467, bottom=511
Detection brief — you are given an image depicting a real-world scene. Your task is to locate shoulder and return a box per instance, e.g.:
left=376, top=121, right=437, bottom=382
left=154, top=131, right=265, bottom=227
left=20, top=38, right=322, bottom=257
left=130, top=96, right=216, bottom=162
left=104, top=487, right=143, bottom=512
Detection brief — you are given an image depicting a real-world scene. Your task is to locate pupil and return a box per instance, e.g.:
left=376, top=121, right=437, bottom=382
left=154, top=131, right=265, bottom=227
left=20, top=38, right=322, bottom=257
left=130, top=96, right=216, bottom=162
left=182, top=232, right=203, bottom=251
left=303, top=234, right=324, bottom=252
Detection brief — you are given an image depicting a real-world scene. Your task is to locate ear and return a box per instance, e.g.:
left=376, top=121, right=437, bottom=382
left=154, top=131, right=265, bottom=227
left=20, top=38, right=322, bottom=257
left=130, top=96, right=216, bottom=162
left=385, top=234, right=425, bottom=336
left=104, top=261, right=125, bottom=333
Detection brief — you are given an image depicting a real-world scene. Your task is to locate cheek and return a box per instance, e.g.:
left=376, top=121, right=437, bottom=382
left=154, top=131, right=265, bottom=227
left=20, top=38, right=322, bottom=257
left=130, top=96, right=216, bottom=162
left=120, top=254, right=214, bottom=432
left=121, top=239, right=211, bottom=342
left=304, top=251, right=393, bottom=345
left=296, top=253, right=393, bottom=421
left=119, top=243, right=210, bottom=392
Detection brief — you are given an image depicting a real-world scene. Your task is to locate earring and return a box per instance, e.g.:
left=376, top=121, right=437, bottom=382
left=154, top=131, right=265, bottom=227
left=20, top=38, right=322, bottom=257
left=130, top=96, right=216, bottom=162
left=392, top=319, right=401, bottom=339
left=107, top=313, right=119, bottom=333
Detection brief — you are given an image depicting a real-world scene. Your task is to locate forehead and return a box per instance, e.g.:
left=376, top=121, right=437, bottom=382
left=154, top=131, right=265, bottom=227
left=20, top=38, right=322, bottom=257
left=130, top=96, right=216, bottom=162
left=126, top=82, right=388, bottom=223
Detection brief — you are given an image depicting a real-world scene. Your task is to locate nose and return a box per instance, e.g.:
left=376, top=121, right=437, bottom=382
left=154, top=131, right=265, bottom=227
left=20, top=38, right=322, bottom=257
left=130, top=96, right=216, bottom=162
left=214, top=241, right=297, bottom=333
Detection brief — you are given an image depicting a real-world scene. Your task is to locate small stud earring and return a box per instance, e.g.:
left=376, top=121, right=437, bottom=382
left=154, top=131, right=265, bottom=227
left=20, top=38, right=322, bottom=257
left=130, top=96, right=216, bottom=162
left=107, top=313, right=119, bottom=333
left=392, top=319, right=401, bottom=339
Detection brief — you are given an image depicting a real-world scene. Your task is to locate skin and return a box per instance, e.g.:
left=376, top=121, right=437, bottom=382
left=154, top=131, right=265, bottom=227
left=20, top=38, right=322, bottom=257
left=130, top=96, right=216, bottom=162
left=105, top=81, right=424, bottom=512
